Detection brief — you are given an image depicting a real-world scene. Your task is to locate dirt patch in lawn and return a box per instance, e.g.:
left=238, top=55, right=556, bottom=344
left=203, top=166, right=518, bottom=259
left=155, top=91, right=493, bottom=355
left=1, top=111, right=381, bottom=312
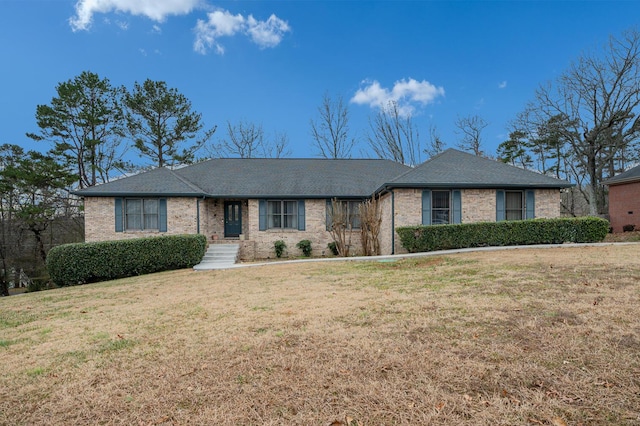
left=1, top=245, right=639, bottom=425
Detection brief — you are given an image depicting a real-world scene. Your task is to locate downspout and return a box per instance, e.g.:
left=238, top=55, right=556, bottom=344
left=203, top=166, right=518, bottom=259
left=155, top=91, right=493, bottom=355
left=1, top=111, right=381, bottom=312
left=391, top=190, right=395, bottom=255
left=196, top=197, right=203, bottom=234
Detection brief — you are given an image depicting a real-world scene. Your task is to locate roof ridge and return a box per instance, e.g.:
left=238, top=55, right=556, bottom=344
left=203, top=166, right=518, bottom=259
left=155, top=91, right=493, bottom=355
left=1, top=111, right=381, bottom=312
left=167, top=167, right=207, bottom=194
left=185, top=157, right=407, bottom=162
left=385, top=148, right=459, bottom=183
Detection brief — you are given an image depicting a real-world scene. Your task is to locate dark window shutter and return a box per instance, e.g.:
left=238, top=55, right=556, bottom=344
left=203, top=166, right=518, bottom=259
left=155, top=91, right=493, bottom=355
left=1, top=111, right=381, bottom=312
left=422, top=190, right=432, bottom=225
left=158, top=199, right=167, bottom=232
left=259, top=200, right=267, bottom=231
left=526, top=190, right=535, bottom=219
left=496, top=190, right=505, bottom=221
left=298, top=200, right=306, bottom=231
left=452, top=190, right=462, bottom=224
left=115, top=198, right=123, bottom=232
left=326, top=199, right=332, bottom=231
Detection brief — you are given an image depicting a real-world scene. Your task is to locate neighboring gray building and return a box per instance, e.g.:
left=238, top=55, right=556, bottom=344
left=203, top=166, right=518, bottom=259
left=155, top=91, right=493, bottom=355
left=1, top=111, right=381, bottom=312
left=76, top=149, right=572, bottom=259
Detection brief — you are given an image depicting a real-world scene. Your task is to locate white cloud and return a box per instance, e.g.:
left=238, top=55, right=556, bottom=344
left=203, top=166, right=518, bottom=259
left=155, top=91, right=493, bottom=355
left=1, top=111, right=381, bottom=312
left=194, top=10, right=290, bottom=54
left=246, top=14, right=290, bottom=48
left=351, top=78, right=445, bottom=116
left=69, top=0, right=201, bottom=31
left=69, top=1, right=290, bottom=55
left=498, top=80, right=507, bottom=89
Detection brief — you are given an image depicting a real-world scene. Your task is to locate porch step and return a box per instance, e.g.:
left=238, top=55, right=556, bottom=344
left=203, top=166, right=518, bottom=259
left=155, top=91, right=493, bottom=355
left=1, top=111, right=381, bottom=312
left=193, top=244, right=239, bottom=270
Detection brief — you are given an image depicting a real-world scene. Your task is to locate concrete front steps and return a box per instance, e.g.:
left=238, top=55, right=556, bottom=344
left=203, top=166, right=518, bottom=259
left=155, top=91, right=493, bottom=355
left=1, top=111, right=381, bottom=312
left=193, top=243, right=239, bottom=270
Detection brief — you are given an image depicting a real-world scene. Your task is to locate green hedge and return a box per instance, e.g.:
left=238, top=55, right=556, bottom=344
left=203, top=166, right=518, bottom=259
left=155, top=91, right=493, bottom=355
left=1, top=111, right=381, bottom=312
left=47, top=234, right=207, bottom=286
left=397, top=217, right=609, bottom=253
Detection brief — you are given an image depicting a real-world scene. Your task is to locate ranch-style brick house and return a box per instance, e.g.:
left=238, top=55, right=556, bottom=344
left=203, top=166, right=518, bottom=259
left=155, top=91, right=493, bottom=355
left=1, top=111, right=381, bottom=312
left=604, top=163, right=640, bottom=233
left=75, top=149, right=573, bottom=260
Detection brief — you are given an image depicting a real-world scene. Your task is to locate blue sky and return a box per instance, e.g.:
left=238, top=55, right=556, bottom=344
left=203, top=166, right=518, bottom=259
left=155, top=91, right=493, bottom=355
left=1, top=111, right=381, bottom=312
left=2, top=0, right=640, bottom=164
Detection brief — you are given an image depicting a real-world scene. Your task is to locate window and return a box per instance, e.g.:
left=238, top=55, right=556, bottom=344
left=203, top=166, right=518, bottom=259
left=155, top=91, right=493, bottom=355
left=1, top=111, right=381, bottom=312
left=505, top=191, right=524, bottom=221
left=326, top=200, right=362, bottom=230
left=497, top=190, right=535, bottom=221
left=422, top=190, right=461, bottom=225
left=431, top=190, right=450, bottom=225
left=267, top=200, right=298, bottom=229
left=259, top=200, right=305, bottom=231
left=125, top=199, right=159, bottom=230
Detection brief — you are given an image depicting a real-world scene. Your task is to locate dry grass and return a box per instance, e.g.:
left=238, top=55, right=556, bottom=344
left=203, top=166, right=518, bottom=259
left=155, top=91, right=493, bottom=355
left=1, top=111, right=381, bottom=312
left=1, top=245, right=640, bottom=425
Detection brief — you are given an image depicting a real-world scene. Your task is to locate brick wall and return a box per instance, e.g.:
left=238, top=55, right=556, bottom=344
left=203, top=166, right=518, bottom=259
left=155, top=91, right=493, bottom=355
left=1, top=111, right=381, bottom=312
left=461, top=189, right=495, bottom=222
left=389, top=188, right=563, bottom=253
left=247, top=199, right=363, bottom=259
left=378, top=193, right=394, bottom=255
left=608, top=181, right=640, bottom=232
left=534, top=188, right=561, bottom=218
left=391, top=189, right=422, bottom=254
left=200, top=199, right=250, bottom=240
left=84, top=188, right=564, bottom=257
left=84, top=197, right=199, bottom=242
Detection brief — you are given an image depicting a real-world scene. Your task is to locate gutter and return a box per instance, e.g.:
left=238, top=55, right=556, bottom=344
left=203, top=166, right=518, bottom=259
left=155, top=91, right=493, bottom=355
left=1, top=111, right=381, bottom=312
left=391, top=190, right=395, bottom=255
left=604, top=177, right=640, bottom=186
left=196, top=197, right=202, bottom=234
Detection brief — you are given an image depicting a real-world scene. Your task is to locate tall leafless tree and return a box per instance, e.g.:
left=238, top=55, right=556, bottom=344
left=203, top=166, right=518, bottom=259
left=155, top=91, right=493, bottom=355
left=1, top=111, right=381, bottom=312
left=424, top=124, right=446, bottom=159
left=310, top=93, right=356, bottom=158
left=366, top=101, right=421, bottom=166
left=263, top=130, right=291, bottom=158
left=455, top=114, right=488, bottom=156
left=523, top=29, right=640, bottom=215
left=215, top=120, right=291, bottom=158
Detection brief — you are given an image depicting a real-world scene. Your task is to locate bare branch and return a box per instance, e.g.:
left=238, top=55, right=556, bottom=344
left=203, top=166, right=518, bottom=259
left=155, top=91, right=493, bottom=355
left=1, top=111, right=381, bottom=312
left=310, top=93, right=356, bottom=158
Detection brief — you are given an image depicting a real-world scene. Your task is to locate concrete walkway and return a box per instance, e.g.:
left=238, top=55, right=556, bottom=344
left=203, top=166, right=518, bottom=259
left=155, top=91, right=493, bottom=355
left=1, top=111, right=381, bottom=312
left=193, top=241, right=639, bottom=271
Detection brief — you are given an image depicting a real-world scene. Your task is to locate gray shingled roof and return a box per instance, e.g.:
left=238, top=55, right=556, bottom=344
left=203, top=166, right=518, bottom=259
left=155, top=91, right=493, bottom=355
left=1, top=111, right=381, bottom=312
left=75, top=166, right=206, bottom=197
left=603, top=164, right=640, bottom=185
left=76, top=158, right=412, bottom=198
left=382, top=149, right=573, bottom=190
left=175, top=158, right=411, bottom=197
left=75, top=149, right=572, bottom=198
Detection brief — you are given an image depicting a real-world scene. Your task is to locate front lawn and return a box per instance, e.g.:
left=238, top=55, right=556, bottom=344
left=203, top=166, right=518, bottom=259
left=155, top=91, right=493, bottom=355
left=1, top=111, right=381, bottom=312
left=1, top=245, right=639, bottom=425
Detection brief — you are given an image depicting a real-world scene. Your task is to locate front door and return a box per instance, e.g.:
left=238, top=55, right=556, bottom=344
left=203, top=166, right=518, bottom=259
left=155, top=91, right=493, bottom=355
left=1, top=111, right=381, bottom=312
left=224, top=201, right=242, bottom=238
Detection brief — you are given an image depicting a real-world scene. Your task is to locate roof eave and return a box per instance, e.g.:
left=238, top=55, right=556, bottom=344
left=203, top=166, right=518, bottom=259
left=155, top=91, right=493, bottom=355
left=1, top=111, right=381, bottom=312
left=74, top=191, right=206, bottom=198
left=378, top=182, right=574, bottom=191
left=603, top=176, right=640, bottom=186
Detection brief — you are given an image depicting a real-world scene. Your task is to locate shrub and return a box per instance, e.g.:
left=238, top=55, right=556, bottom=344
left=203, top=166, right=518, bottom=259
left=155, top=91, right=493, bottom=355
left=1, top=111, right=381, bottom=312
left=623, top=224, right=635, bottom=232
left=274, top=240, right=287, bottom=258
left=327, top=242, right=339, bottom=256
left=47, top=234, right=207, bottom=287
left=397, top=217, right=610, bottom=253
left=296, top=239, right=312, bottom=257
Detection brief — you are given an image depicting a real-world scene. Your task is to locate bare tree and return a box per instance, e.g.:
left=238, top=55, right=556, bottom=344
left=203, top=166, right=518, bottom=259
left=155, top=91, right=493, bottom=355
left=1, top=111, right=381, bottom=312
left=221, top=120, right=264, bottom=158
left=455, top=114, right=488, bottom=156
left=523, top=29, right=640, bottom=215
left=310, top=93, right=356, bottom=158
left=215, top=120, right=291, bottom=158
left=263, top=130, right=291, bottom=158
left=327, top=199, right=353, bottom=257
left=366, top=101, right=421, bottom=166
left=360, top=197, right=382, bottom=256
left=424, top=124, right=446, bottom=159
